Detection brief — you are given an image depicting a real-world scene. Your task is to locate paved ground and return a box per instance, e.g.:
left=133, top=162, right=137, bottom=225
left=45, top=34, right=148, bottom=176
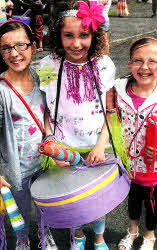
left=4, top=1, right=157, bottom=249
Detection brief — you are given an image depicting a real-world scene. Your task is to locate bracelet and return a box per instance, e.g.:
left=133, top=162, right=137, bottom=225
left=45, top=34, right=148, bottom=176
left=42, top=135, right=56, bottom=143
left=106, top=109, right=115, bottom=114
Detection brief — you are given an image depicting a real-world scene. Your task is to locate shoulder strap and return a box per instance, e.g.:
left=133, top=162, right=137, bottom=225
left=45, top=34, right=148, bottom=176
left=88, top=60, right=123, bottom=175
left=0, top=77, right=44, bottom=135
left=88, top=61, right=117, bottom=158
left=53, top=57, right=64, bottom=135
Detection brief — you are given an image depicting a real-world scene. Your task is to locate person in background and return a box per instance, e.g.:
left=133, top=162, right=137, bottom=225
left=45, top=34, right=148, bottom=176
left=0, top=0, right=13, bottom=24
left=99, top=0, right=112, bottom=55
left=151, top=0, right=157, bottom=17
left=117, top=0, right=129, bottom=17
left=30, top=0, right=44, bottom=52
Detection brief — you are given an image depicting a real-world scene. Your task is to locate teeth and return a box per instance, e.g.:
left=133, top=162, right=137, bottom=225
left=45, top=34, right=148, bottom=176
left=12, top=61, right=21, bottom=64
left=71, top=50, right=82, bottom=54
left=138, top=73, right=151, bottom=77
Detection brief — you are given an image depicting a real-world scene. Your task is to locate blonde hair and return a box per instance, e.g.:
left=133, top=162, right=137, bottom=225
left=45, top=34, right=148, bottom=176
left=130, top=37, right=157, bottom=59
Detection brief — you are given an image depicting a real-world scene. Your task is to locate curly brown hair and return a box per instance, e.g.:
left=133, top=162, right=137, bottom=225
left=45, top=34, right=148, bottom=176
left=48, top=0, right=107, bottom=59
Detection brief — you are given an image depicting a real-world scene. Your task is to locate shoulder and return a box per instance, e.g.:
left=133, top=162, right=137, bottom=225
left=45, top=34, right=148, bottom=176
left=30, top=67, right=40, bottom=87
left=37, top=55, right=60, bottom=78
left=37, top=55, right=59, bottom=89
left=96, top=55, right=116, bottom=89
left=114, top=78, right=128, bottom=89
left=97, top=55, right=115, bottom=69
left=113, top=78, right=129, bottom=98
left=97, top=55, right=116, bottom=78
left=0, top=76, right=12, bottom=105
left=0, top=76, right=8, bottom=91
left=38, top=54, right=59, bottom=69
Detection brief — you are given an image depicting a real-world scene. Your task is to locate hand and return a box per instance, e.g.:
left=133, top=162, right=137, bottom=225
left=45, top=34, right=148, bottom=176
left=86, top=146, right=105, bottom=165
left=54, top=160, right=70, bottom=168
left=0, top=177, right=11, bottom=190
left=144, top=146, right=157, bottom=164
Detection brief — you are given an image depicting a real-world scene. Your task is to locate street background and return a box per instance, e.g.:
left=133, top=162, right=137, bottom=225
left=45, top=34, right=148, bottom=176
left=4, top=1, right=157, bottom=249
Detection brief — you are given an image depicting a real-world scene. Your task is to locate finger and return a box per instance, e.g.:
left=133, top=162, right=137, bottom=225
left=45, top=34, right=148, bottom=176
left=86, top=155, right=95, bottom=165
left=0, top=178, right=11, bottom=189
left=54, top=160, right=70, bottom=167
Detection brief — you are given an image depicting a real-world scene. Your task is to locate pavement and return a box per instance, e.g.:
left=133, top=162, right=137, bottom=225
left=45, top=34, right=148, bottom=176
left=4, top=1, right=157, bottom=250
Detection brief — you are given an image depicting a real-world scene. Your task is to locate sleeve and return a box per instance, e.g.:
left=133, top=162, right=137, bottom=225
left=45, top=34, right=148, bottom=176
left=98, top=55, right=116, bottom=92
left=0, top=92, right=4, bottom=129
left=36, top=55, right=58, bottom=92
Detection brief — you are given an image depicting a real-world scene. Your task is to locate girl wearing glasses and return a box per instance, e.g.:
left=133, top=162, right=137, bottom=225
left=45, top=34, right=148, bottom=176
left=109, top=37, right=157, bottom=250
left=0, top=20, right=57, bottom=250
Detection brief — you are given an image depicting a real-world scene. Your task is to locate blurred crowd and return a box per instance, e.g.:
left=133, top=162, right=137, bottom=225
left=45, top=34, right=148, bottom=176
left=0, top=0, right=53, bottom=51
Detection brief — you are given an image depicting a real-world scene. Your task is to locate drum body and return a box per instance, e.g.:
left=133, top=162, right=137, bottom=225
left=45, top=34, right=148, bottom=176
left=31, top=154, right=130, bottom=229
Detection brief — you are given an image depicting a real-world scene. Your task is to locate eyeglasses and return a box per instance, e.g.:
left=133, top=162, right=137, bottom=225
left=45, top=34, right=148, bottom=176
left=0, top=43, right=32, bottom=55
left=131, top=60, right=157, bottom=69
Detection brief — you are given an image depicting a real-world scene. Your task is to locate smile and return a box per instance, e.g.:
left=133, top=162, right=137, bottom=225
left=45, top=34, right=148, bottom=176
left=70, top=49, right=83, bottom=54
left=11, top=59, right=23, bottom=64
left=138, top=72, right=152, bottom=77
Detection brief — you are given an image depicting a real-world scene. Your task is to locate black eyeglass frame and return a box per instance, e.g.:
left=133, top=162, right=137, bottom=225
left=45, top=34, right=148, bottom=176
left=0, top=42, right=33, bottom=55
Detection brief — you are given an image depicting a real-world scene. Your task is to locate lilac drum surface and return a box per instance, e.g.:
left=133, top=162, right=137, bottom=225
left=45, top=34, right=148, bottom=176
left=30, top=152, right=130, bottom=228
left=0, top=214, right=7, bottom=250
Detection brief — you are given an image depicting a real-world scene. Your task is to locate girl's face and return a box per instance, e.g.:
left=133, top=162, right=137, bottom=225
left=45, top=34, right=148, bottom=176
left=128, top=44, right=157, bottom=87
left=61, top=17, right=92, bottom=64
left=0, top=28, right=36, bottom=73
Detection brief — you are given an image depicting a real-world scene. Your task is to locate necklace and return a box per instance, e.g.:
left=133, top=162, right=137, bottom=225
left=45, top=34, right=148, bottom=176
left=64, top=59, right=101, bottom=104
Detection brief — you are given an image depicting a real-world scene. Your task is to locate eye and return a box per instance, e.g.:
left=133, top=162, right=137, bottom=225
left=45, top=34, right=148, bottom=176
left=134, top=59, right=142, bottom=63
left=64, top=33, right=73, bottom=38
left=149, top=60, right=157, bottom=64
left=1, top=46, right=10, bottom=51
left=16, top=43, right=26, bottom=49
left=132, top=59, right=143, bottom=65
left=80, top=33, right=89, bottom=38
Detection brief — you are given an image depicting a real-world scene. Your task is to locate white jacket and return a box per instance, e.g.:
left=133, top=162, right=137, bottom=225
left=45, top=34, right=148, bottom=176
left=114, top=78, right=157, bottom=178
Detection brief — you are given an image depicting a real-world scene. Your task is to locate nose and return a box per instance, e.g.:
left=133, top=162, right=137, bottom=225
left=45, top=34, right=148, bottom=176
left=141, top=61, right=149, bottom=69
left=10, top=47, right=19, bottom=57
left=73, top=38, right=81, bottom=48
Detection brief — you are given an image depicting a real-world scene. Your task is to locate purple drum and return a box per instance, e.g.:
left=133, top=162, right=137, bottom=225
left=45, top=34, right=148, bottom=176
left=30, top=152, right=130, bottom=229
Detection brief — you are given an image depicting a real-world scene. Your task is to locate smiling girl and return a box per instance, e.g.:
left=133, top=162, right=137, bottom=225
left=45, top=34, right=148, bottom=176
left=37, top=1, right=116, bottom=249
left=0, top=20, right=57, bottom=250
left=110, top=37, right=157, bottom=250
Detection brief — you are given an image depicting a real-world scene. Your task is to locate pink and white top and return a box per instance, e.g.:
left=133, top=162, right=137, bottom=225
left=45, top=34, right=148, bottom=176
left=38, top=55, right=116, bottom=150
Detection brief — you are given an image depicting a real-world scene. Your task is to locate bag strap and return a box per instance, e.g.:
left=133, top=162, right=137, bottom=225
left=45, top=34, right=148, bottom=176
left=53, top=57, right=64, bottom=135
left=88, top=60, right=123, bottom=176
left=0, top=77, right=44, bottom=135
left=88, top=61, right=117, bottom=158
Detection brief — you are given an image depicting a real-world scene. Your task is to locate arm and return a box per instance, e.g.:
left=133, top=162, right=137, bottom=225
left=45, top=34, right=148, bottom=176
left=44, top=111, right=53, bottom=136
left=86, top=88, right=114, bottom=165
left=44, top=112, right=70, bottom=167
left=86, top=120, right=109, bottom=165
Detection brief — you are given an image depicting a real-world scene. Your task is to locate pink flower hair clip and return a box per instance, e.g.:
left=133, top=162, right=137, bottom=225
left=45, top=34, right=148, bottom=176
left=76, top=1, right=105, bottom=32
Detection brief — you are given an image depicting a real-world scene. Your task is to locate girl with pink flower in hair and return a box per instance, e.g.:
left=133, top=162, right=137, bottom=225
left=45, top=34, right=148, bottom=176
left=38, top=0, right=116, bottom=249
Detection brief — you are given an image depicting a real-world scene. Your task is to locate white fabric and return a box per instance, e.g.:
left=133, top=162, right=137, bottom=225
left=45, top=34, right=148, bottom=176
left=39, top=55, right=116, bottom=149
left=113, top=78, right=157, bottom=174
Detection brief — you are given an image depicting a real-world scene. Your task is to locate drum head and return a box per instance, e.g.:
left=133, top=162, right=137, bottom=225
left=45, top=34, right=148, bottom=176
left=31, top=152, right=115, bottom=199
